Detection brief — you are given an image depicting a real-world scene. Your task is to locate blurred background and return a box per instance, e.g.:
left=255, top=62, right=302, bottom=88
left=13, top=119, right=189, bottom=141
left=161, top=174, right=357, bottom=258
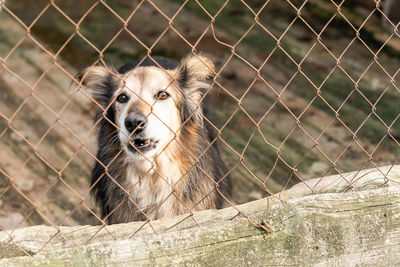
left=0, top=0, right=399, bottom=229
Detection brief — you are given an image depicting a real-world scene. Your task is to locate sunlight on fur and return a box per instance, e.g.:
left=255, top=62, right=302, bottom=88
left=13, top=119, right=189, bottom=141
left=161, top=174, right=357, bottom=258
left=77, top=54, right=231, bottom=223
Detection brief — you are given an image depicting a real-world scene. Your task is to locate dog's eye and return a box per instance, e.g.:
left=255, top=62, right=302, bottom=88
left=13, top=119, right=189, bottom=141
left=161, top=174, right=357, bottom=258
left=117, top=93, right=128, bottom=103
left=155, top=91, right=170, bottom=100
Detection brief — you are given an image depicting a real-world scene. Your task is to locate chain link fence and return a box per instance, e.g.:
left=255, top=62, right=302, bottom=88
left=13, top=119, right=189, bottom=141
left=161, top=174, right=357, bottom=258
left=0, top=0, right=399, bottom=256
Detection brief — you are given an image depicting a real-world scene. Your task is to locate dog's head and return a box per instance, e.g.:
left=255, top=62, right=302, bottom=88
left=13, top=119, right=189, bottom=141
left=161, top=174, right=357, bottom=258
left=77, top=54, right=215, bottom=160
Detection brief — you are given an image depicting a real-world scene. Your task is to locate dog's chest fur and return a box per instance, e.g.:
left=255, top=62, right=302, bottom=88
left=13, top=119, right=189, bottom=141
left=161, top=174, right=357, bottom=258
left=106, top=150, right=188, bottom=223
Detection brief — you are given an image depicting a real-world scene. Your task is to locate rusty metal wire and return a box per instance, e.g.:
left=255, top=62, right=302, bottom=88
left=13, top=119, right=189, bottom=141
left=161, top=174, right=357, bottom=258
left=0, top=0, right=399, bottom=256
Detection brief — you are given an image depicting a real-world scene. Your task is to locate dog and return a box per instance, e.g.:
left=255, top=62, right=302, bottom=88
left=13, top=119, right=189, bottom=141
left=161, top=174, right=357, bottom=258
left=77, top=54, right=231, bottom=224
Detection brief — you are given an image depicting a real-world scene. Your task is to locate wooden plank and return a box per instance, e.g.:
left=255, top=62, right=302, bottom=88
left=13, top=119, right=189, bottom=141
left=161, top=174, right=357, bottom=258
left=1, top=165, right=400, bottom=266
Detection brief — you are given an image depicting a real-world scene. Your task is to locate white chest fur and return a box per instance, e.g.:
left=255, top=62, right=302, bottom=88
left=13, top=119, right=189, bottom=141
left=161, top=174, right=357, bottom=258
left=124, top=152, right=185, bottom=219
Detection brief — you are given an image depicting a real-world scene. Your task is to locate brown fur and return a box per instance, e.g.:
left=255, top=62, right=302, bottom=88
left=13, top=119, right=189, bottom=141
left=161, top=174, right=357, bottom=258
left=77, top=54, right=230, bottom=223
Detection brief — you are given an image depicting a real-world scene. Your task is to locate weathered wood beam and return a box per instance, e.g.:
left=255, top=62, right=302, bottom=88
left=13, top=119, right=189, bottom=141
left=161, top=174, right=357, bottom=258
left=1, top=165, right=400, bottom=266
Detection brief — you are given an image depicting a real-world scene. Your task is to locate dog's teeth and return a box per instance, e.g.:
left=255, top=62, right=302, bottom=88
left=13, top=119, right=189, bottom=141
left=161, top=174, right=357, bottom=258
left=132, top=139, right=151, bottom=148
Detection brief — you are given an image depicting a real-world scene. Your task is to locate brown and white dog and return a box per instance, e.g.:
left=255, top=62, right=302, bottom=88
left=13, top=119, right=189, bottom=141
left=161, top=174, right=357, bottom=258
left=77, top=54, right=231, bottom=224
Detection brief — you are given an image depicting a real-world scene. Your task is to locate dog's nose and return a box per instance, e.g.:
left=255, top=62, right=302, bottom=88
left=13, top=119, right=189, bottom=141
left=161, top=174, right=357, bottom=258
left=124, top=113, right=147, bottom=134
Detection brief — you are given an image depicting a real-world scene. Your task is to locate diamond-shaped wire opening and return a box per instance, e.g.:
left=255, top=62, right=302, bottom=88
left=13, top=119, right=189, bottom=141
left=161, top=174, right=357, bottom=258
left=106, top=32, right=152, bottom=65
left=294, top=0, right=338, bottom=33
left=34, top=122, right=85, bottom=171
left=29, top=5, right=76, bottom=53
left=151, top=1, right=213, bottom=50
left=0, top=77, right=31, bottom=121
left=239, top=82, right=277, bottom=124
left=278, top=72, right=321, bottom=117
left=186, top=1, right=230, bottom=19
left=218, top=107, right=259, bottom=152
left=264, top=154, right=306, bottom=193
left=0, top=185, right=33, bottom=229
left=256, top=0, right=299, bottom=38
left=230, top=164, right=268, bottom=203
left=258, top=48, right=300, bottom=94
left=333, top=139, right=371, bottom=168
left=3, top=37, right=56, bottom=87
left=318, top=67, right=356, bottom=111
left=57, top=34, right=102, bottom=69
left=374, top=86, right=400, bottom=126
left=58, top=99, right=96, bottom=145
left=234, top=24, right=278, bottom=68
left=341, top=39, right=380, bottom=79
left=296, top=42, right=338, bottom=85
left=4, top=0, right=50, bottom=26
left=7, top=96, right=58, bottom=145
left=297, top=147, right=336, bottom=176
left=335, top=89, right=376, bottom=134
left=206, top=78, right=244, bottom=126
left=336, top=0, right=377, bottom=26
left=355, top=114, right=398, bottom=155
left=124, top=1, right=171, bottom=49
left=30, top=68, right=76, bottom=114
left=264, top=125, right=317, bottom=179
left=0, top=12, right=28, bottom=58
left=39, top=175, right=98, bottom=226
left=198, top=1, right=260, bottom=47
left=257, top=102, right=298, bottom=146
left=371, top=134, right=400, bottom=162
left=147, top=26, right=194, bottom=59
left=0, top=151, right=61, bottom=229
left=379, top=2, right=400, bottom=33
left=278, top=20, right=324, bottom=64
left=318, top=15, right=360, bottom=56
left=77, top=3, right=125, bottom=52
left=52, top=0, right=99, bottom=23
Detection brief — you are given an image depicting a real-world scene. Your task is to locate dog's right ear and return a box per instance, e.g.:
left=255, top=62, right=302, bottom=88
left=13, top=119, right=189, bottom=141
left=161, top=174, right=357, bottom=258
left=76, top=66, right=118, bottom=108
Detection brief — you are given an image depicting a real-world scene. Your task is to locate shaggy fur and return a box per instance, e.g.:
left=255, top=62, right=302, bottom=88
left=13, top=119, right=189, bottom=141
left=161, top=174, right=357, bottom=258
left=77, top=54, right=231, bottom=224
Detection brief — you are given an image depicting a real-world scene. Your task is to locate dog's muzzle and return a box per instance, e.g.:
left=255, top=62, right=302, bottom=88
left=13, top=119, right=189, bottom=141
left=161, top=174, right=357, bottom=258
left=124, top=113, right=157, bottom=154
left=124, top=113, right=147, bottom=134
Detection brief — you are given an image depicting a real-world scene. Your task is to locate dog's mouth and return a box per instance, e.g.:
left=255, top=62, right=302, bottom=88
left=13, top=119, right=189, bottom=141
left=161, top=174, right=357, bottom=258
left=127, top=138, right=158, bottom=153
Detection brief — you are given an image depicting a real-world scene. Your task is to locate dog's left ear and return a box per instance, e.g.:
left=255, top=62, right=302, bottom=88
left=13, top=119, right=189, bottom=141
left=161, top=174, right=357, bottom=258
left=177, top=54, right=215, bottom=89
left=175, top=54, right=215, bottom=125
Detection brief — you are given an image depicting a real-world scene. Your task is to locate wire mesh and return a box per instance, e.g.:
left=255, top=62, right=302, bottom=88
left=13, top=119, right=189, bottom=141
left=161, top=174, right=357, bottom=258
left=0, top=0, right=399, bottom=256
